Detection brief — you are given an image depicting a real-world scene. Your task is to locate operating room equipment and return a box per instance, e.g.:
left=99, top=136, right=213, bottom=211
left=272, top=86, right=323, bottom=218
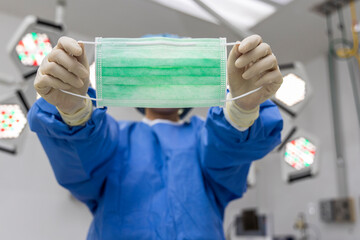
left=7, top=15, right=65, bottom=80
left=271, top=62, right=312, bottom=118
left=280, top=128, right=320, bottom=183
left=0, top=14, right=64, bottom=155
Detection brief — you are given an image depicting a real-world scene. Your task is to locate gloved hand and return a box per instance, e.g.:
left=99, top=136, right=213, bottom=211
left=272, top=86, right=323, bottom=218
left=227, top=35, right=283, bottom=111
left=34, top=36, right=90, bottom=115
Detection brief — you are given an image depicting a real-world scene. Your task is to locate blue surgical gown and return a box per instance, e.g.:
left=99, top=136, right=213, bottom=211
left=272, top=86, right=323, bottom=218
left=27, top=89, right=282, bottom=240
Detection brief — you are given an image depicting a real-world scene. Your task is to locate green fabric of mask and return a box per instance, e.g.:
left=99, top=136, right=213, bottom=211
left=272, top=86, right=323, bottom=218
left=95, top=37, right=227, bottom=108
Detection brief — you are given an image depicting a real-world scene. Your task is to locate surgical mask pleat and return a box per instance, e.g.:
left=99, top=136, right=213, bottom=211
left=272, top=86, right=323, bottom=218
left=102, top=85, right=220, bottom=100
left=101, top=47, right=220, bottom=68
left=101, top=76, right=220, bottom=86
left=101, top=67, right=220, bottom=77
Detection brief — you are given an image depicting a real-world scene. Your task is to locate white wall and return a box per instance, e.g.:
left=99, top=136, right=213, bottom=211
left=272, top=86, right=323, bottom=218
left=224, top=54, right=360, bottom=240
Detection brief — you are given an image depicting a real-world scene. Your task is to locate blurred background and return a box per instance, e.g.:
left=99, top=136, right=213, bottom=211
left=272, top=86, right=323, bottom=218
left=0, top=0, right=360, bottom=239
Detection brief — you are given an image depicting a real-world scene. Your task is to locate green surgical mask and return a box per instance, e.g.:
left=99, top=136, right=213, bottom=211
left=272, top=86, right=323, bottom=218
left=94, top=37, right=227, bottom=108
left=60, top=38, right=263, bottom=107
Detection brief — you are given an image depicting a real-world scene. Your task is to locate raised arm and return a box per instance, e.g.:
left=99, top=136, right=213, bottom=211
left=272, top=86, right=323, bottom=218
left=29, top=37, right=121, bottom=213
left=200, top=35, right=283, bottom=212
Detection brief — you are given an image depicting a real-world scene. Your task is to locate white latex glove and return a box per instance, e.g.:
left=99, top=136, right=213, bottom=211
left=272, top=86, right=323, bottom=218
left=227, top=35, right=283, bottom=111
left=34, top=36, right=90, bottom=115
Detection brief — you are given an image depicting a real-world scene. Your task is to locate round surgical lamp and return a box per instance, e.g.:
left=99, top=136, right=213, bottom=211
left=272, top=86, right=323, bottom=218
left=7, top=15, right=65, bottom=81
left=280, top=128, right=320, bottom=183
left=272, top=62, right=312, bottom=118
left=0, top=94, right=29, bottom=155
left=0, top=104, right=27, bottom=139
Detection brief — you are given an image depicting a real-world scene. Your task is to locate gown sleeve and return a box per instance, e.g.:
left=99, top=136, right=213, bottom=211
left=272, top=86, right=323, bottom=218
left=199, top=100, right=283, bottom=212
left=27, top=88, right=121, bottom=213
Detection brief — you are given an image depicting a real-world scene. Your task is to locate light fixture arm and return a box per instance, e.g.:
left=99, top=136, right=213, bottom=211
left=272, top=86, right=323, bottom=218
left=326, top=13, right=349, bottom=197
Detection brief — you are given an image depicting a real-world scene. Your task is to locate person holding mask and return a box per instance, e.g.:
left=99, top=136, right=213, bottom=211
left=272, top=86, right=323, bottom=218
left=28, top=34, right=283, bottom=240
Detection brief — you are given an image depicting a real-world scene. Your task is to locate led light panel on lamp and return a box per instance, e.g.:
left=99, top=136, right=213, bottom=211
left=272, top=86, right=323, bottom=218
left=0, top=105, right=27, bottom=139
left=7, top=15, right=64, bottom=80
left=284, top=137, right=316, bottom=170
left=16, top=32, right=53, bottom=67
left=275, top=73, right=306, bottom=107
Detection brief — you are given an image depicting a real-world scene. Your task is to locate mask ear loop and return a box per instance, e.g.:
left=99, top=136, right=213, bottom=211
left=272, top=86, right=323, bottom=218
left=59, top=40, right=263, bottom=103
left=78, top=41, right=97, bottom=45
left=221, top=86, right=262, bottom=102
left=59, top=89, right=101, bottom=101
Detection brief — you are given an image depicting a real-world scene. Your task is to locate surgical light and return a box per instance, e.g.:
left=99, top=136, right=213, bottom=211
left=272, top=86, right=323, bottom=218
left=273, top=62, right=312, bottom=118
left=7, top=15, right=64, bottom=80
left=280, top=129, right=320, bottom=183
left=0, top=104, right=27, bottom=139
left=275, top=73, right=306, bottom=107
left=284, top=137, right=316, bottom=170
left=15, top=32, right=53, bottom=67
